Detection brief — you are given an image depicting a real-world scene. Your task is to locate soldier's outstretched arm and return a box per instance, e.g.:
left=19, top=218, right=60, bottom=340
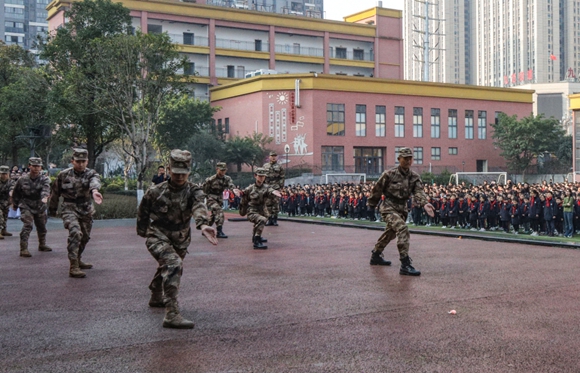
left=48, top=175, right=61, bottom=216
left=201, top=224, right=218, bottom=245
left=136, top=191, right=152, bottom=237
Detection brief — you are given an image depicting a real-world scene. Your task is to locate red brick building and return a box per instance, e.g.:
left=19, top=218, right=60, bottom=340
left=211, top=73, right=533, bottom=176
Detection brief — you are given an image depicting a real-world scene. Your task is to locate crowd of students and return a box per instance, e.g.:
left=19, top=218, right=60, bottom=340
left=271, top=179, right=579, bottom=238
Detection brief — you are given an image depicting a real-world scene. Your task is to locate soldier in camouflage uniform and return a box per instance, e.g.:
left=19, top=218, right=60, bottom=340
left=137, top=149, right=218, bottom=329
left=367, top=147, right=435, bottom=276
left=239, top=168, right=281, bottom=249
left=0, top=165, right=15, bottom=239
left=263, top=151, right=285, bottom=226
left=11, top=157, right=52, bottom=257
left=49, top=149, right=103, bottom=278
left=202, top=162, right=240, bottom=238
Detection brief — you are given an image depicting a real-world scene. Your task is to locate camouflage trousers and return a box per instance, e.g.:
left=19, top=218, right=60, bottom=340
left=0, top=203, right=8, bottom=231
left=265, top=195, right=280, bottom=217
left=206, top=198, right=225, bottom=227
left=147, top=227, right=191, bottom=304
left=20, top=207, right=47, bottom=245
left=374, top=210, right=410, bottom=259
left=61, top=207, right=93, bottom=261
left=247, top=211, right=268, bottom=237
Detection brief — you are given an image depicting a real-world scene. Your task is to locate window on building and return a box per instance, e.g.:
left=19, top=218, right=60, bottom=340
left=395, top=106, right=405, bottom=137
left=255, top=39, right=262, bottom=52
left=184, top=62, right=195, bottom=75
left=356, top=104, right=366, bottom=137
left=449, top=147, right=458, bottom=155
left=413, top=107, right=423, bottom=138
left=495, top=111, right=502, bottom=125
left=431, top=147, right=441, bottom=160
left=448, top=109, right=457, bottom=139
left=354, top=147, right=384, bottom=175
left=236, top=66, right=245, bottom=78
left=147, top=24, right=162, bottom=34
left=225, top=118, right=230, bottom=134
left=321, top=146, right=344, bottom=171
left=431, top=108, right=440, bottom=138
left=375, top=105, right=386, bottom=137
left=395, top=146, right=402, bottom=165
left=465, top=110, right=474, bottom=139
left=335, top=47, right=346, bottom=59
left=227, top=65, right=235, bottom=78
left=353, top=49, right=364, bottom=60
left=183, top=32, right=194, bottom=45
left=217, top=118, right=223, bottom=133
left=327, top=103, right=345, bottom=136
left=478, top=110, right=487, bottom=139
left=413, top=147, right=423, bottom=165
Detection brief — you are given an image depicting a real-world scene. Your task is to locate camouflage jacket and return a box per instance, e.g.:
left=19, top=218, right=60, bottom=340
left=136, top=181, right=210, bottom=237
left=0, top=179, right=14, bottom=207
left=49, top=167, right=101, bottom=215
left=202, top=174, right=235, bottom=201
left=242, top=182, right=277, bottom=214
left=368, top=166, right=429, bottom=215
left=263, top=161, right=285, bottom=190
left=11, top=174, right=50, bottom=212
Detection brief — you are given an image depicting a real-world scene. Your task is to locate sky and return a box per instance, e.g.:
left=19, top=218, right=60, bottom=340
left=325, top=0, right=404, bottom=21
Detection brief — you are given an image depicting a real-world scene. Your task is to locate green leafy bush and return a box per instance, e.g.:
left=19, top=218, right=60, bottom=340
left=93, top=193, right=138, bottom=219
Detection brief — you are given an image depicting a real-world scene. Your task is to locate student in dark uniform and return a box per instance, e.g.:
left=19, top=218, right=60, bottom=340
left=477, top=194, right=490, bottom=231
left=447, top=194, right=458, bottom=229
left=487, top=194, right=499, bottom=231
left=457, top=194, right=468, bottom=228
left=439, top=196, right=449, bottom=228
left=498, top=195, right=511, bottom=233
left=510, top=197, right=522, bottom=234
left=543, top=192, right=557, bottom=236
left=468, top=195, right=479, bottom=231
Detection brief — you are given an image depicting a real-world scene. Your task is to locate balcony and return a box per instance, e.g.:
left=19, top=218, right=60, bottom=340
left=215, top=67, right=247, bottom=79
left=274, top=44, right=324, bottom=58
left=169, top=33, right=209, bottom=47
left=215, top=38, right=270, bottom=52
left=329, top=49, right=374, bottom=62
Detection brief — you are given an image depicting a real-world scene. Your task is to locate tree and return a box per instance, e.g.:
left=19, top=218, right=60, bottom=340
left=224, top=136, right=257, bottom=172
left=40, top=0, right=131, bottom=169
left=155, top=95, right=220, bottom=153
left=0, top=43, right=49, bottom=165
left=248, top=132, right=273, bottom=169
left=188, top=129, right=226, bottom=178
left=89, top=32, right=188, bottom=190
left=492, top=113, right=565, bottom=180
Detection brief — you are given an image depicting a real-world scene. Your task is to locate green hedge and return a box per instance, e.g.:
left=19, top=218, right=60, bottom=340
left=93, top=193, right=138, bottom=220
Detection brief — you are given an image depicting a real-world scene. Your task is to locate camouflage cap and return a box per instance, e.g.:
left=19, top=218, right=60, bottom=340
left=216, top=162, right=227, bottom=171
left=255, top=168, right=268, bottom=176
left=0, top=165, right=9, bottom=174
left=269, top=151, right=278, bottom=156
left=72, top=148, right=89, bottom=161
left=29, top=157, right=43, bottom=166
left=398, top=147, right=413, bottom=158
left=169, top=149, right=191, bottom=174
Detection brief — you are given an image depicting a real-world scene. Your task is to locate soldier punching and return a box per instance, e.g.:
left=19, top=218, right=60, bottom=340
left=137, top=149, right=217, bottom=329
left=49, top=148, right=103, bottom=278
left=239, top=168, right=281, bottom=249
left=367, top=147, right=435, bottom=276
left=0, top=166, right=14, bottom=239
left=202, top=162, right=240, bottom=238
left=11, top=157, right=52, bottom=257
left=263, top=151, right=285, bottom=226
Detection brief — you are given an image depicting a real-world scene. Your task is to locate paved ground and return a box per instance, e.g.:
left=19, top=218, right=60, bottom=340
left=1, top=214, right=580, bottom=373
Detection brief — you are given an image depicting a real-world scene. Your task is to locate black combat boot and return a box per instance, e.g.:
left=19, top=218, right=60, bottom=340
left=251, top=235, right=267, bottom=243
left=272, top=215, right=279, bottom=226
left=265, top=217, right=274, bottom=226
left=216, top=226, right=228, bottom=238
left=253, top=236, right=268, bottom=250
left=370, top=250, right=391, bottom=266
left=400, top=256, right=421, bottom=276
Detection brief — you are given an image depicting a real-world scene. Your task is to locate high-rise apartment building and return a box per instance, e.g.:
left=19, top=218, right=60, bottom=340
left=1, top=0, right=50, bottom=54
left=198, top=0, right=323, bottom=18
left=403, top=0, right=580, bottom=88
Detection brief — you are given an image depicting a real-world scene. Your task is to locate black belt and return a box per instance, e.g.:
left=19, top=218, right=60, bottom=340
left=152, top=221, right=191, bottom=231
left=64, top=197, right=89, bottom=204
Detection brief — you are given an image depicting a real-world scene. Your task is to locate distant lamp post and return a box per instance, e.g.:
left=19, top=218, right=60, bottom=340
left=284, top=144, right=290, bottom=175
left=462, top=161, right=465, bottom=172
